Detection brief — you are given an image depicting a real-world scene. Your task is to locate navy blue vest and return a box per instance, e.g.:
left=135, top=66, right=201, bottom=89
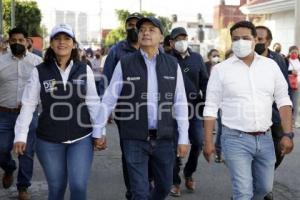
left=118, top=51, right=178, bottom=141
left=36, top=60, right=92, bottom=142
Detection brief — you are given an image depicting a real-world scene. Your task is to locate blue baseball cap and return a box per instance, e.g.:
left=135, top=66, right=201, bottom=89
left=136, top=17, right=164, bottom=34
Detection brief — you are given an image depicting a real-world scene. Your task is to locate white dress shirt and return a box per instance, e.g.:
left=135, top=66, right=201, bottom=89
left=14, top=60, right=102, bottom=143
left=203, top=54, right=292, bottom=132
left=95, top=49, right=189, bottom=144
left=0, top=51, right=43, bottom=108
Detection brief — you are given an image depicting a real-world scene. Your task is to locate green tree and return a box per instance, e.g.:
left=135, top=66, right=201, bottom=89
left=104, top=9, right=172, bottom=47
left=158, top=16, right=172, bottom=36
left=3, top=0, right=42, bottom=37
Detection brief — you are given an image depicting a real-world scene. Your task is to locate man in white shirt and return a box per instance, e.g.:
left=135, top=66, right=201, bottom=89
left=0, top=27, right=42, bottom=200
left=203, top=21, right=294, bottom=200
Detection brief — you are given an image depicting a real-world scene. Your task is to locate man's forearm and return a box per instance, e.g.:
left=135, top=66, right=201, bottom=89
left=279, top=105, right=293, bottom=133
left=204, top=117, right=216, bottom=144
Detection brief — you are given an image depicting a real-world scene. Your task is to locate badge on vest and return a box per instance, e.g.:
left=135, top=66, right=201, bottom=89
left=183, top=67, right=190, bottom=72
left=43, top=79, right=57, bottom=93
left=163, top=76, right=175, bottom=80
left=72, top=79, right=86, bottom=85
left=126, top=77, right=141, bottom=81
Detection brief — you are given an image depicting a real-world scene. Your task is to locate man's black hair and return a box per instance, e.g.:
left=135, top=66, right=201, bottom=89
left=230, top=21, right=257, bottom=38
left=255, top=25, right=273, bottom=41
left=8, top=27, right=28, bottom=38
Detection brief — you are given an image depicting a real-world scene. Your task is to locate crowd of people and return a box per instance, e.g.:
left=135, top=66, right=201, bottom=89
left=0, top=12, right=298, bottom=200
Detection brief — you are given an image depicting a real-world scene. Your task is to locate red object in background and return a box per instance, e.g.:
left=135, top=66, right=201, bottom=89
left=290, top=52, right=299, bottom=60
left=29, top=36, right=43, bottom=51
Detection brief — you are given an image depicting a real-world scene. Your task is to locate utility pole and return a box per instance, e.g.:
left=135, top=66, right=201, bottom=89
left=0, top=0, right=3, bottom=36
left=11, top=0, right=15, bottom=28
left=295, top=0, right=300, bottom=47
left=139, top=0, right=142, bottom=12
left=99, top=0, right=103, bottom=44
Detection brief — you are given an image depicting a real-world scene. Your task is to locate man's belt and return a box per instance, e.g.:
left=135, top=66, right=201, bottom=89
left=244, top=131, right=267, bottom=136
left=223, top=125, right=269, bottom=136
left=0, top=105, right=21, bottom=113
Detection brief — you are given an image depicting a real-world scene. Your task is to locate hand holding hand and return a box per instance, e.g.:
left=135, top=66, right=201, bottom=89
left=177, top=144, right=189, bottom=158
left=93, top=136, right=107, bottom=151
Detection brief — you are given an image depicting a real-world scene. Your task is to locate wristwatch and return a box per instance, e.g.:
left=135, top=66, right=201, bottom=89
left=282, top=132, right=294, bottom=140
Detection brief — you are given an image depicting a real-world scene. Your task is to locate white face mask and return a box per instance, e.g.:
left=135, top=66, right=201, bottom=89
left=232, top=39, right=253, bottom=58
left=174, top=40, right=188, bottom=53
left=211, top=56, right=220, bottom=63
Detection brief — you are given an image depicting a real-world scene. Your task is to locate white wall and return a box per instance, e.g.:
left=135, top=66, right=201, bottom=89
left=265, top=10, right=295, bottom=55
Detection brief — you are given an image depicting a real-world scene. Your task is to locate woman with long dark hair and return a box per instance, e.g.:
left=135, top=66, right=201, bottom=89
left=13, top=24, right=105, bottom=200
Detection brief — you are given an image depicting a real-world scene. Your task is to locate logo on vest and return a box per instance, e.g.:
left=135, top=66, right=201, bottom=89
left=126, top=77, right=141, bottom=81
left=183, top=67, right=190, bottom=72
left=163, top=76, right=175, bottom=80
left=72, top=79, right=86, bottom=85
left=43, top=79, right=57, bottom=93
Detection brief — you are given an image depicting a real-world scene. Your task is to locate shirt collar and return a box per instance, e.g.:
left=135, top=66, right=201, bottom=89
left=172, top=48, right=191, bottom=59
left=140, top=49, right=159, bottom=61
left=122, top=40, right=138, bottom=52
left=180, top=50, right=190, bottom=59
left=231, top=52, right=261, bottom=64
left=56, top=60, right=74, bottom=73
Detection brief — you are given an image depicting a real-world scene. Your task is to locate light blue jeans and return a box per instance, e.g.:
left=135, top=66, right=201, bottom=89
left=36, top=136, right=93, bottom=200
left=221, top=126, right=276, bottom=200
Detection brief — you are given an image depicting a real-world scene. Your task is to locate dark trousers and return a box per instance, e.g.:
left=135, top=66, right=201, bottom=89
left=0, top=111, right=37, bottom=189
left=95, top=80, right=101, bottom=96
left=115, top=118, right=132, bottom=199
left=270, top=124, right=285, bottom=169
left=123, top=139, right=174, bottom=200
left=173, top=116, right=203, bottom=185
left=116, top=120, right=153, bottom=200
left=119, top=139, right=132, bottom=199
left=215, top=111, right=222, bottom=155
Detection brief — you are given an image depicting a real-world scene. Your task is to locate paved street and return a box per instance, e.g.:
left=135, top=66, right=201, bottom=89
left=1, top=123, right=300, bottom=200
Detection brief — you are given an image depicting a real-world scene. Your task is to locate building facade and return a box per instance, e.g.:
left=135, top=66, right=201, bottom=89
left=240, top=0, right=295, bottom=54
left=213, top=0, right=247, bottom=29
left=77, top=12, right=88, bottom=43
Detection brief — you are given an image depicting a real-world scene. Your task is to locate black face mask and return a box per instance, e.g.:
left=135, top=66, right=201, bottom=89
left=126, top=28, right=138, bottom=44
left=27, top=44, right=32, bottom=50
left=95, top=54, right=101, bottom=59
left=10, top=43, right=26, bottom=56
left=255, top=43, right=266, bottom=55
